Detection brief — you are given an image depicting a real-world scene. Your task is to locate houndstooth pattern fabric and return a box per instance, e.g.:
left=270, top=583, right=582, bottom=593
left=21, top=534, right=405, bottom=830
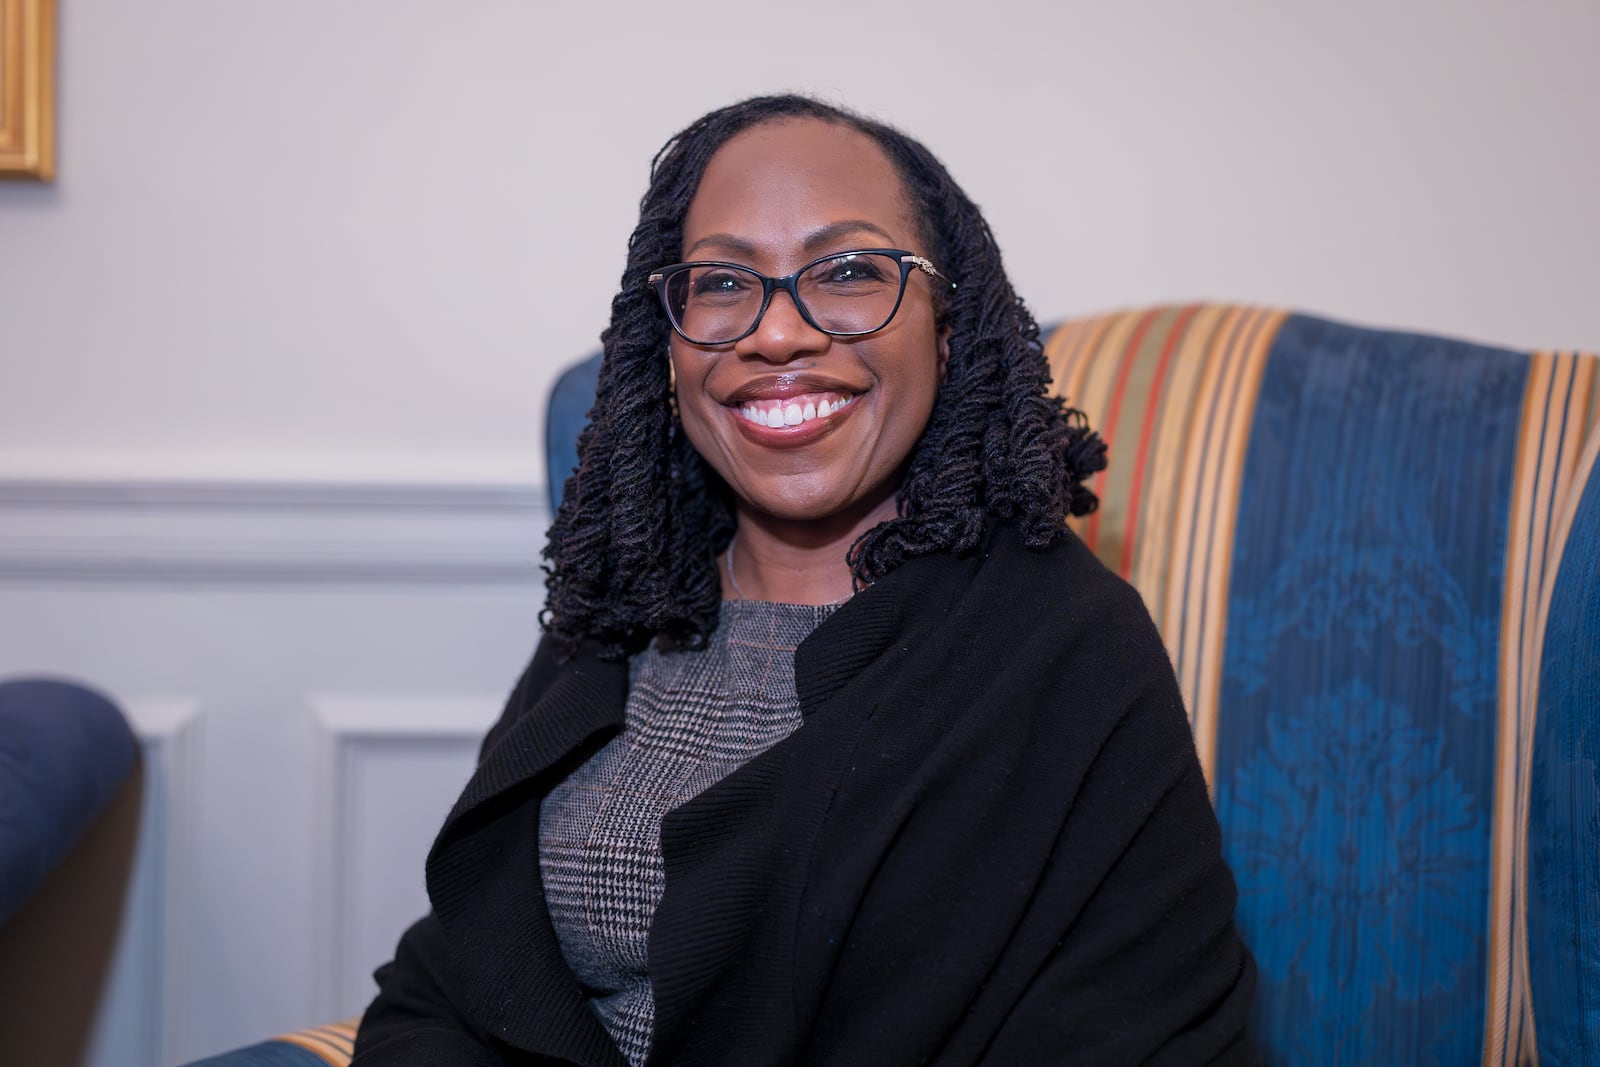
left=538, top=598, right=837, bottom=1066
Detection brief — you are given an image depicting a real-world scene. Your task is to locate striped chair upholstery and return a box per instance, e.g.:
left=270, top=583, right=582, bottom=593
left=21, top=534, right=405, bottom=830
left=185, top=1019, right=357, bottom=1066
left=1046, top=305, right=1600, bottom=1065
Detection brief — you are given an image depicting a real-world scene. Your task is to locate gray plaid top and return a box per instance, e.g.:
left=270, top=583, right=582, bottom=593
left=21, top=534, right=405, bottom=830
left=538, top=598, right=838, bottom=1066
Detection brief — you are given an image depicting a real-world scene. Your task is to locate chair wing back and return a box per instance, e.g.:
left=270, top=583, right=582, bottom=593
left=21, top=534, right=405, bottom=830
left=1046, top=304, right=1600, bottom=1065
left=546, top=354, right=603, bottom=516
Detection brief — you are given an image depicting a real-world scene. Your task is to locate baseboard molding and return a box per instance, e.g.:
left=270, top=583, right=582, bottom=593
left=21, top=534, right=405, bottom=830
left=0, top=478, right=550, bottom=584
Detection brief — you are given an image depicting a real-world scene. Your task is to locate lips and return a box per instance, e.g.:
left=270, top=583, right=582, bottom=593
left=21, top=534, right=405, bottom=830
left=720, top=372, right=864, bottom=435
left=735, top=392, right=858, bottom=428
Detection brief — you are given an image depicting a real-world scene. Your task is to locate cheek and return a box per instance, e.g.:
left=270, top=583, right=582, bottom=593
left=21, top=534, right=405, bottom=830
left=669, top=348, right=725, bottom=463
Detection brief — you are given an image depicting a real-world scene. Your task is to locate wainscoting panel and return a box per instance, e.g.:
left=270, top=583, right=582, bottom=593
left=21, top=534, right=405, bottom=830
left=0, top=478, right=548, bottom=1064
left=311, top=696, right=500, bottom=1021
left=82, top=697, right=202, bottom=1067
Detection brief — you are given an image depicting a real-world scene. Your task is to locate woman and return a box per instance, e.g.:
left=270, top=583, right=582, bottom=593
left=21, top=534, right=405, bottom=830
left=355, top=95, right=1256, bottom=1066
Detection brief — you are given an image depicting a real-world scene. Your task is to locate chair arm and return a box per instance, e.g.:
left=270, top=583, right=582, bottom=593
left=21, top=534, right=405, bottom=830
left=0, top=678, right=138, bottom=925
left=182, top=1019, right=358, bottom=1066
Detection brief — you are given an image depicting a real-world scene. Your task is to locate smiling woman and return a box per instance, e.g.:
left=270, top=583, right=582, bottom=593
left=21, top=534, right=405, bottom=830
left=353, top=96, right=1260, bottom=1066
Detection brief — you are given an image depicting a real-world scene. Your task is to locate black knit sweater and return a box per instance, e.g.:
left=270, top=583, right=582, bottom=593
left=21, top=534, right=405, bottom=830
left=354, top=525, right=1258, bottom=1066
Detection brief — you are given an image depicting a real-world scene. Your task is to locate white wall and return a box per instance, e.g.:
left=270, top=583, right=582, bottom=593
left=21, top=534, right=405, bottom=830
left=1, top=0, right=1596, bottom=487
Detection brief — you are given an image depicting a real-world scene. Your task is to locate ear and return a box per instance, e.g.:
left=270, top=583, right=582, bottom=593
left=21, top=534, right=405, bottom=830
left=936, top=323, right=951, bottom=382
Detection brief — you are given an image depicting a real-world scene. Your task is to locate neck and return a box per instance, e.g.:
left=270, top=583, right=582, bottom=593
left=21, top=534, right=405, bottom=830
left=723, top=498, right=895, bottom=605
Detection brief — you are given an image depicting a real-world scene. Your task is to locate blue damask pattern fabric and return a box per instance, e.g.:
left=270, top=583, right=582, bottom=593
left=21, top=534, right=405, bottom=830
left=1214, top=315, right=1529, bottom=1064
left=1528, top=455, right=1600, bottom=1064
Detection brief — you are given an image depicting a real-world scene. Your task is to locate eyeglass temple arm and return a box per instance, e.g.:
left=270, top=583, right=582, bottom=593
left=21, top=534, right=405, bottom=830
left=901, top=255, right=956, bottom=288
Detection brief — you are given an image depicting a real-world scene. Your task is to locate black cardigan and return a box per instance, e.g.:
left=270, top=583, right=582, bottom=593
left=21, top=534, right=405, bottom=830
left=355, top=525, right=1258, bottom=1066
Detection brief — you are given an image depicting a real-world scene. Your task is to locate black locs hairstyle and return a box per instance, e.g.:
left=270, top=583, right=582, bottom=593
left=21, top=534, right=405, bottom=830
left=543, top=95, right=1106, bottom=659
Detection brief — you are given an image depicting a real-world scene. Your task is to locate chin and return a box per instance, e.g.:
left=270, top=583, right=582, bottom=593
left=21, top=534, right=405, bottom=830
left=737, top=477, right=898, bottom=530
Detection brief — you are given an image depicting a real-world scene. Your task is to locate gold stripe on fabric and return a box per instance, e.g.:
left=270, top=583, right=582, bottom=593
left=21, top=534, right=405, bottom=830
left=1096, top=307, right=1188, bottom=580
left=1483, top=351, right=1599, bottom=1067
left=1169, top=306, right=1251, bottom=720
left=1484, top=356, right=1548, bottom=1067
left=1045, top=313, right=1112, bottom=408
left=1501, top=352, right=1599, bottom=1067
left=1132, top=303, right=1230, bottom=654
left=306, top=1020, right=358, bottom=1052
left=1066, top=310, right=1146, bottom=560
left=1485, top=352, right=1547, bottom=1067
left=278, top=1032, right=353, bottom=1066
left=273, top=1017, right=359, bottom=1064
left=1190, top=308, right=1283, bottom=788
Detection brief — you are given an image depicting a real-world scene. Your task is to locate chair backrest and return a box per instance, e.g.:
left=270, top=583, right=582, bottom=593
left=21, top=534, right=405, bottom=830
left=1048, top=305, right=1600, bottom=1065
left=545, top=305, right=1600, bottom=1064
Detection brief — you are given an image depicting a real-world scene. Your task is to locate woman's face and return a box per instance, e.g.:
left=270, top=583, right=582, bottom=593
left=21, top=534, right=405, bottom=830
left=669, top=117, right=948, bottom=533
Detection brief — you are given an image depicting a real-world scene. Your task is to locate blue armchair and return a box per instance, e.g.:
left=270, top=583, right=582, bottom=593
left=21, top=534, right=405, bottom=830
left=204, top=303, right=1600, bottom=1066
left=548, top=304, right=1600, bottom=1063
left=0, top=678, right=142, bottom=1066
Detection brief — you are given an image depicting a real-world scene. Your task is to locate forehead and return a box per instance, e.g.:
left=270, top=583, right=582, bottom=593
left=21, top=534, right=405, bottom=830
left=682, top=117, right=917, bottom=260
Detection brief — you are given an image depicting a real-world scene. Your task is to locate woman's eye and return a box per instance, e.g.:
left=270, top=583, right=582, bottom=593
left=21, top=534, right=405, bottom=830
left=818, top=257, right=887, bottom=285
left=691, top=270, right=753, bottom=297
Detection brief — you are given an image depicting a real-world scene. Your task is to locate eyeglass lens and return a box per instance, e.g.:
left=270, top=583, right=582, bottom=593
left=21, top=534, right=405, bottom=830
left=664, top=252, right=903, bottom=344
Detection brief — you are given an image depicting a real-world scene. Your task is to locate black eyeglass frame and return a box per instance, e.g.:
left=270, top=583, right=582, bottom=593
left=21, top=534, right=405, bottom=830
left=647, top=248, right=955, bottom=346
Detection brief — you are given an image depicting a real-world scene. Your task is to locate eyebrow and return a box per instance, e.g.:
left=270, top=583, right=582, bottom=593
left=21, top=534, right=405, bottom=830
left=684, top=219, right=899, bottom=261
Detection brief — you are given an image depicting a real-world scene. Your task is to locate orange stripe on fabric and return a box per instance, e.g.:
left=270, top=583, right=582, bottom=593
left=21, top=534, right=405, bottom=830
left=274, top=1017, right=359, bottom=1064
left=1071, top=311, right=1147, bottom=558
left=1045, top=313, right=1111, bottom=408
left=1506, top=351, right=1598, bottom=1067
left=1190, top=308, right=1282, bottom=787
left=278, top=1032, right=353, bottom=1065
left=1093, top=308, right=1191, bottom=579
left=1514, top=355, right=1589, bottom=1067
left=1484, top=352, right=1554, bottom=1067
left=1085, top=308, right=1163, bottom=554
left=1170, top=306, right=1251, bottom=727
left=1482, top=351, right=1600, bottom=1067
left=1137, top=303, right=1230, bottom=659
left=1120, top=304, right=1201, bottom=577
left=305, top=1021, right=357, bottom=1052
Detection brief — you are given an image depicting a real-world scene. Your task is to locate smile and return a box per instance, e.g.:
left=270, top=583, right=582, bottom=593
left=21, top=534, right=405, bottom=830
left=734, top=392, right=858, bottom=429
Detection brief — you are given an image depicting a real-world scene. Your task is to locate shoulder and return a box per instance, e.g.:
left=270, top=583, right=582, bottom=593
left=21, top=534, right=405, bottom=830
left=958, top=523, right=1166, bottom=660
left=846, top=522, right=1180, bottom=728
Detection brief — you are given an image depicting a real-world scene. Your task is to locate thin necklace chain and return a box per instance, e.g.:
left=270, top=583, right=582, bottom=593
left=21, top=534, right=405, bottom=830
left=724, top=532, right=855, bottom=606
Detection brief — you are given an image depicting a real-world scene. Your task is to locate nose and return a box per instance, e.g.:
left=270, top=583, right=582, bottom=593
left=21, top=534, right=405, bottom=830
left=734, top=286, right=829, bottom=364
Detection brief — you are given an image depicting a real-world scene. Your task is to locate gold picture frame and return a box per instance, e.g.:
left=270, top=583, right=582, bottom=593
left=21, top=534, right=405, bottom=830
left=0, top=0, right=55, bottom=180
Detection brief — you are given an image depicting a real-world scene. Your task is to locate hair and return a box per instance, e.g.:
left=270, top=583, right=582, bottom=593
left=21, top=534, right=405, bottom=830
left=542, top=94, right=1106, bottom=659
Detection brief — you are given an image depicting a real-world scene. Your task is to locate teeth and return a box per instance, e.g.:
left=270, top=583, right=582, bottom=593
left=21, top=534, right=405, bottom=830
left=735, top=394, right=855, bottom=427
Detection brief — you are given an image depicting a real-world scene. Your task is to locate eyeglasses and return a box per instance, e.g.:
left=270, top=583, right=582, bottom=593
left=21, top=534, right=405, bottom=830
left=648, top=248, right=953, bottom=346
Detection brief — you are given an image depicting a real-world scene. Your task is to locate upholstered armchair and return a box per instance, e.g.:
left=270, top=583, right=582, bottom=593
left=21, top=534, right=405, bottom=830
left=1041, top=307, right=1598, bottom=1064
left=0, top=678, right=142, bottom=1067
left=200, top=304, right=1600, bottom=1066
